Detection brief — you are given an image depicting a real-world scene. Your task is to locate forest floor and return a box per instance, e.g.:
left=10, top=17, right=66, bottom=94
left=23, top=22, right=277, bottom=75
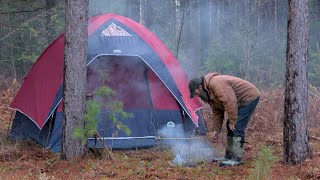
left=0, top=79, right=320, bottom=180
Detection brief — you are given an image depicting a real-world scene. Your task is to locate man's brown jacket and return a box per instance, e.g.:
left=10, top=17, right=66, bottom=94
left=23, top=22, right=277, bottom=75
left=203, top=72, right=261, bottom=133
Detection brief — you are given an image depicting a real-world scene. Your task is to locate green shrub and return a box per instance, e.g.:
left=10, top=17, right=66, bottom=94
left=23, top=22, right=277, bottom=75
left=247, top=145, right=278, bottom=180
left=73, top=86, right=132, bottom=146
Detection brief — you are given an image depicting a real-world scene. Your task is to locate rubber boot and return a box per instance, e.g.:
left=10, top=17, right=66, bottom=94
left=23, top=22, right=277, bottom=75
left=212, top=137, right=233, bottom=162
left=219, top=136, right=244, bottom=167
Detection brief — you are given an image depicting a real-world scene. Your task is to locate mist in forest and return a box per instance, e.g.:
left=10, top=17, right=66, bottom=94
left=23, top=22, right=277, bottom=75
left=1, top=1, right=319, bottom=86
left=158, top=124, right=217, bottom=166
left=88, top=0, right=290, bottom=87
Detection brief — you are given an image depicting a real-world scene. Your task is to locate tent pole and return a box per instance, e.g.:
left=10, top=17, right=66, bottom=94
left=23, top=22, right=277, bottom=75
left=144, top=66, right=158, bottom=143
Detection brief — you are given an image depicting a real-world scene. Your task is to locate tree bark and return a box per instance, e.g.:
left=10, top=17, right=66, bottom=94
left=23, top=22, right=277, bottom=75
left=175, top=0, right=183, bottom=58
left=143, top=0, right=153, bottom=28
left=46, top=0, right=55, bottom=43
left=317, top=0, right=320, bottom=53
left=199, top=0, right=210, bottom=65
left=61, top=0, right=88, bottom=160
left=139, top=0, right=145, bottom=25
left=192, top=0, right=202, bottom=75
left=128, top=0, right=140, bottom=23
left=284, top=0, right=311, bottom=164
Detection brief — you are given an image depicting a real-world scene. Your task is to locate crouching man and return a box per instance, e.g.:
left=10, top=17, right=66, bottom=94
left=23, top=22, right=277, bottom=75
left=189, top=72, right=260, bottom=167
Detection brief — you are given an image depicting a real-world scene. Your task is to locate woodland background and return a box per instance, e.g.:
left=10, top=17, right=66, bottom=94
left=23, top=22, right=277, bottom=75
left=0, top=0, right=320, bottom=179
left=1, top=0, right=319, bottom=88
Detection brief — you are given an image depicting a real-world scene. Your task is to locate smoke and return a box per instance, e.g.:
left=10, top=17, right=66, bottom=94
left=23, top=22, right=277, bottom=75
left=158, top=123, right=217, bottom=166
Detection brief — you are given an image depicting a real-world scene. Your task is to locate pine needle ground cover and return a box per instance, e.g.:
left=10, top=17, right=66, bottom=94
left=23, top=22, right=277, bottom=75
left=0, top=83, right=319, bottom=179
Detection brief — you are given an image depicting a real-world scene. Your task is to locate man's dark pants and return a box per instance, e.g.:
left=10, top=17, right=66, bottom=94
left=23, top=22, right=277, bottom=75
left=227, top=97, right=260, bottom=137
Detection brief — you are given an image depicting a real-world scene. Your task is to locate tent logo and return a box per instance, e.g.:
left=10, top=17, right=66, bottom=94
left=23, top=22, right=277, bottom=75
left=167, top=121, right=176, bottom=128
left=101, top=23, right=132, bottom=36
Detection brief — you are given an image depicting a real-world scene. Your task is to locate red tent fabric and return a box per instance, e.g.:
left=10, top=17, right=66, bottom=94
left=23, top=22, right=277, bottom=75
left=10, top=35, right=64, bottom=128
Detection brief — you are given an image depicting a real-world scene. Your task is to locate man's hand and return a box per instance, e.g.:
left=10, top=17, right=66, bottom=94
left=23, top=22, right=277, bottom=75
left=228, top=124, right=236, bottom=132
left=208, top=131, right=219, bottom=141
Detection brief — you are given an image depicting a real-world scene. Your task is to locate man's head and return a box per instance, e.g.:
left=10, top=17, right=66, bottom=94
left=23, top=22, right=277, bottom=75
left=188, top=77, right=202, bottom=98
left=189, top=77, right=210, bottom=102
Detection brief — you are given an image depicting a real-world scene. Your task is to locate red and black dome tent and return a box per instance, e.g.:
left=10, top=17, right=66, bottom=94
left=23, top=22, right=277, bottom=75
left=9, top=13, right=205, bottom=151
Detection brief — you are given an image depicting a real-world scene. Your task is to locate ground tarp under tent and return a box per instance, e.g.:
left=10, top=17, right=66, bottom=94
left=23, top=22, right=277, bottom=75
left=9, top=13, right=205, bottom=152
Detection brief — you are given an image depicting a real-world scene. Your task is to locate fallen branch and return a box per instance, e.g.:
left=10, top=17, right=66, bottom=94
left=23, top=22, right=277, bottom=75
left=95, top=131, right=114, bottom=161
left=0, top=7, right=46, bottom=15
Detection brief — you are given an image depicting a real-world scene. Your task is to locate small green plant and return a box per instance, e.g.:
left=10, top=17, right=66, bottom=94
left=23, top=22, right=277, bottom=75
left=212, top=168, right=232, bottom=176
left=122, top=154, right=128, bottom=160
left=247, top=145, right=278, bottom=180
left=73, top=85, right=133, bottom=158
left=45, top=159, right=55, bottom=166
left=89, top=160, right=97, bottom=170
left=73, top=100, right=100, bottom=145
left=95, top=86, right=132, bottom=136
left=95, top=86, right=114, bottom=97
left=107, top=101, right=132, bottom=136
left=64, top=168, right=70, bottom=174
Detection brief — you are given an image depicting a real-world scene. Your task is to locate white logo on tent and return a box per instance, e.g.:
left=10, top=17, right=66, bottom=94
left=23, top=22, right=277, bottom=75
left=167, top=121, right=176, bottom=128
left=101, top=23, right=132, bottom=36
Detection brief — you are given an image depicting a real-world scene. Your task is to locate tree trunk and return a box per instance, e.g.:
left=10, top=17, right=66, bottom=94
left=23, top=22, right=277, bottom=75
left=128, top=0, right=140, bottom=23
left=11, top=38, right=16, bottom=80
left=284, top=0, right=311, bottom=164
left=316, top=0, right=320, bottom=53
left=46, top=0, right=55, bottom=43
left=139, top=0, right=145, bottom=24
left=200, top=0, right=209, bottom=64
left=175, top=0, right=183, bottom=58
left=143, top=0, right=153, bottom=28
left=192, top=0, right=202, bottom=75
left=61, top=0, right=89, bottom=160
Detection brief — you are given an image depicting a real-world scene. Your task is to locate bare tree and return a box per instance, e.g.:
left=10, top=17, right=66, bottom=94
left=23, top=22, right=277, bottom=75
left=141, top=0, right=153, bottom=28
left=317, top=0, right=320, bottom=53
left=284, top=0, right=311, bottom=164
left=61, top=0, right=89, bottom=160
left=46, top=0, right=56, bottom=43
left=200, top=0, right=209, bottom=64
left=125, top=0, right=140, bottom=23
